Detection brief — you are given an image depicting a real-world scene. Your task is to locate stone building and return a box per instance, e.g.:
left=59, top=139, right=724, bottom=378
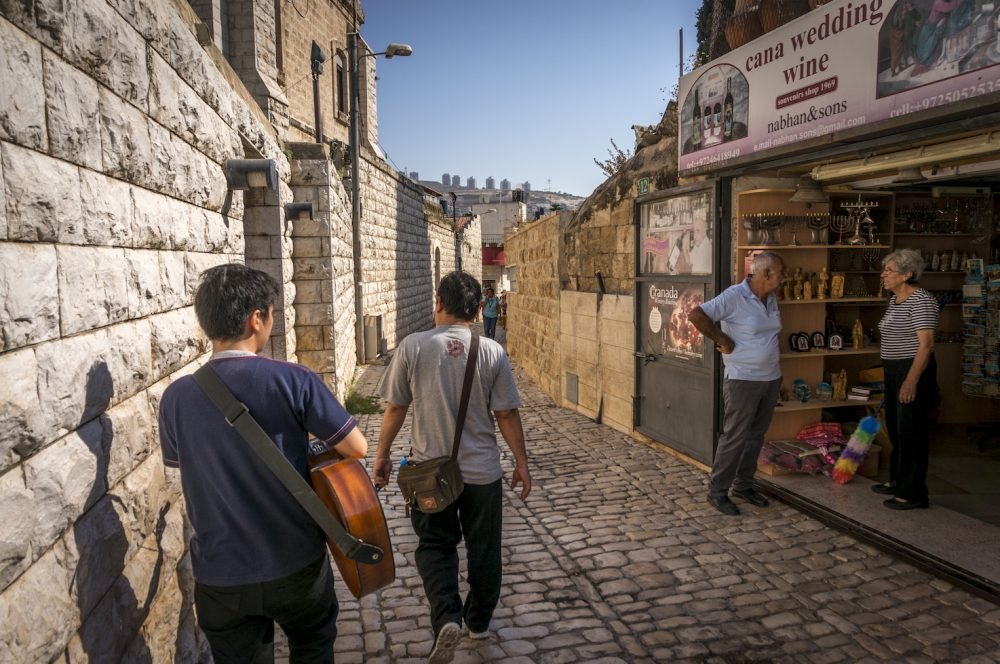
left=0, top=0, right=466, bottom=658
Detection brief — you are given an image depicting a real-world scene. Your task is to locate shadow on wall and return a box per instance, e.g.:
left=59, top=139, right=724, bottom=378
left=392, top=175, right=435, bottom=345
left=71, top=361, right=166, bottom=661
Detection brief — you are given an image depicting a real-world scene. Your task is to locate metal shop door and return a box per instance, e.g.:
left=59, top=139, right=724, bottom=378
left=634, top=183, right=724, bottom=465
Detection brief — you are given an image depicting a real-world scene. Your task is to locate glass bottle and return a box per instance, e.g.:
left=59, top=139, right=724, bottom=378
left=723, top=77, right=734, bottom=141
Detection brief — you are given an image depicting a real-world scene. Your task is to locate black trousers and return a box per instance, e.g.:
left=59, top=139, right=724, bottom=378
left=410, top=480, right=503, bottom=636
left=194, top=553, right=338, bottom=664
left=884, top=355, right=937, bottom=503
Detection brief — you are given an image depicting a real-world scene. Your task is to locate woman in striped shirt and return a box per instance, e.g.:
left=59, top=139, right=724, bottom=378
left=872, top=249, right=939, bottom=510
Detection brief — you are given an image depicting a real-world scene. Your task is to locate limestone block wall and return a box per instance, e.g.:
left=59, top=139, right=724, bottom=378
left=289, top=155, right=356, bottom=399
left=0, top=0, right=288, bottom=658
left=505, top=214, right=562, bottom=399
left=560, top=292, right=636, bottom=435
left=562, top=202, right=635, bottom=295
left=360, top=152, right=435, bottom=347
left=425, top=204, right=458, bottom=292
left=277, top=0, right=352, bottom=144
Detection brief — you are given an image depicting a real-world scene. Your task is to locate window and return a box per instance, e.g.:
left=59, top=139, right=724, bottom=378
left=335, top=52, right=346, bottom=117
left=506, top=266, right=517, bottom=293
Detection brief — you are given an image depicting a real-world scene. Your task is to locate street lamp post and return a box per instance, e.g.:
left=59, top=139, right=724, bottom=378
left=348, top=1, right=411, bottom=363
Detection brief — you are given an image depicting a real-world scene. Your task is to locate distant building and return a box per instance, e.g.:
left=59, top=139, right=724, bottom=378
left=523, top=181, right=531, bottom=192
left=485, top=176, right=495, bottom=190
left=442, top=173, right=450, bottom=186
left=500, top=178, right=510, bottom=190
left=452, top=174, right=461, bottom=187
left=409, top=171, right=419, bottom=180
left=466, top=176, right=476, bottom=189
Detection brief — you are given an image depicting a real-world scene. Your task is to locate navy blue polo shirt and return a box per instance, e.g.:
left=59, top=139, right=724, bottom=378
left=159, top=352, right=356, bottom=586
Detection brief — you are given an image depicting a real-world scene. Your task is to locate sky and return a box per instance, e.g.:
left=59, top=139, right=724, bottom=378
left=361, top=0, right=701, bottom=198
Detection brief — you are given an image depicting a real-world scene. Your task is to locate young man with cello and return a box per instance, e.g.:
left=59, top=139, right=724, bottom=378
left=159, top=264, right=368, bottom=663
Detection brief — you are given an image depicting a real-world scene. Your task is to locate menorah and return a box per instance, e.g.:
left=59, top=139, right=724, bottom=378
left=830, top=214, right=853, bottom=245
left=760, top=215, right=782, bottom=245
left=742, top=216, right=761, bottom=244
left=786, top=216, right=802, bottom=246
left=806, top=214, right=829, bottom=244
left=840, top=196, right=880, bottom=245
left=862, top=248, right=882, bottom=271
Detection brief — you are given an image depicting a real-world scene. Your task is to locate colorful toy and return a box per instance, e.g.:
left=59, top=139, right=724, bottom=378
left=831, top=404, right=883, bottom=485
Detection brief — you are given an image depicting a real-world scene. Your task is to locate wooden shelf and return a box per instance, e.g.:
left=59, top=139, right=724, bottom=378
left=893, top=232, right=981, bottom=237
left=775, top=397, right=881, bottom=412
left=738, top=245, right=891, bottom=250
left=780, top=346, right=880, bottom=359
left=779, top=297, right=887, bottom=305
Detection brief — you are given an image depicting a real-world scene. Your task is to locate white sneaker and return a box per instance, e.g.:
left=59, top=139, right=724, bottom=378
left=428, top=622, right=462, bottom=664
left=467, top=627, right=490, bottom=640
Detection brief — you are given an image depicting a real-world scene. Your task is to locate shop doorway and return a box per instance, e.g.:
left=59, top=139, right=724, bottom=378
left=634, top=183, right=725, bottom=464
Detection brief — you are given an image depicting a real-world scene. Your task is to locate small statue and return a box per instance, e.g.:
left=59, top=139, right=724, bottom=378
left=831, top=272, right=846, bottom=298
left=782, top=279, right=792, bottom=301
left=803, top=279, right=813, bottom=300
left=793, top=266, right=804, bottom=300
left=852, top=319, right=864, bottom=349
left=817, top=267, right=829, bottom=300
left=833, top=369, right=848, bottom=401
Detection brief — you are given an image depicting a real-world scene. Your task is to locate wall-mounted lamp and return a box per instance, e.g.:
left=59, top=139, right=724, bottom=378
left=285, top=202, right=315, bottom=220
left=787, top=177, right=827, bottom=206
left=368, top=43, right=413, bottom=59
left=224, top=159, right=278, bottom=190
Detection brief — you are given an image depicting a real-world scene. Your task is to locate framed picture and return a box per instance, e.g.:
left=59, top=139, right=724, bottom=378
left=829, top=334, right=844, bottom=351
left=795, top=334, right=811, bottom=352
left=811, top=331, right=826, bottom=348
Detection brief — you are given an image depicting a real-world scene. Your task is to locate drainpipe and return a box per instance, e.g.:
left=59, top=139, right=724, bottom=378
left=349, top=3, right=365, bottom=364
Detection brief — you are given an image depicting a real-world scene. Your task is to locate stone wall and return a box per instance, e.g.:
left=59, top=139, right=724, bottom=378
left=505, top=214, right=563, bottom=399
left=289, top=147, right=357, bottom=399
left=277, top=0, right=352, bottom=145
left=0, top=0, right=289, bottom=658
left=360, top=151, right=437, bottom=347
left=560, top=292, right=635, bottom=434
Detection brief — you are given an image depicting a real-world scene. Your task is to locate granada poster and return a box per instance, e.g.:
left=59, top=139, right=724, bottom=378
left=678, top=0, right=1000, bottom=173
left=645, top=281, right=706, bottom=362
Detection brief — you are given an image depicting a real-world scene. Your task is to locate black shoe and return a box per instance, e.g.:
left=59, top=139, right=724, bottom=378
left=732, top=488, right=770, bottom=507
left=883, top=497, right=929, bottom=510
left=871, top=482, right=896, bottom=495
left=708, top=495, right=740, bottom=515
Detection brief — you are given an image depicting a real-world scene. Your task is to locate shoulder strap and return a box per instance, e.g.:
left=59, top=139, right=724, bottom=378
left=450, top=333, right=480, bottom=460
left=192, top=363, right=384, bottom=566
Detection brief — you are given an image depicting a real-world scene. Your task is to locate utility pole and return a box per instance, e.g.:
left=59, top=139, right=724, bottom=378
left=349, top=2, right=365, bottom=364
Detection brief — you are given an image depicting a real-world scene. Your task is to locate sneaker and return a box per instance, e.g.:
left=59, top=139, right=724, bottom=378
left=467, top=627, right=490, bottom=640
left=732, top=488, right=770, bottom=507
left=428, top=622, right=462, bottom=664
left=707, top=494, right=740, bottom=515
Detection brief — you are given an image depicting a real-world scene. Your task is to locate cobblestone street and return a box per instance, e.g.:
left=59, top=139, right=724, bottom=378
left=302, top=340, right=1000, bottom=663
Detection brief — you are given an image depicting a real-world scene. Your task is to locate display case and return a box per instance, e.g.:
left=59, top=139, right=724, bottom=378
left=734, top=184, right=999, bottom=439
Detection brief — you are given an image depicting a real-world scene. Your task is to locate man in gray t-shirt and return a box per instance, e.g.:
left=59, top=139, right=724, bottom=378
left=373, top=271, right=530, bottom=664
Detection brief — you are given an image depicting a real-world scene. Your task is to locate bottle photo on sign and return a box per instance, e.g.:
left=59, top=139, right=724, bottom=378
left=680, top=64, right=750, bottom=155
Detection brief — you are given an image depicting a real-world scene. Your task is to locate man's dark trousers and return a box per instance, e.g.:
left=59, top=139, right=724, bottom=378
left=709, top=377, right=782, bottom=498
left=410, top=480, right=503, bottom=636
left=193, top=553, right=338, bottom=664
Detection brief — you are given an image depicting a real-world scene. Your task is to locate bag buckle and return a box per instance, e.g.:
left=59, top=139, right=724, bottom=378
left=224, top=402, right=249, bottom=426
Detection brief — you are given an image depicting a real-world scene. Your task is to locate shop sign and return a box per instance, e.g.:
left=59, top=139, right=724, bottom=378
left=639, top=190, right=713, bottom=276
left=678, top=0, right=1000, bottom=174
left=644, top=281, right=706, bottom=362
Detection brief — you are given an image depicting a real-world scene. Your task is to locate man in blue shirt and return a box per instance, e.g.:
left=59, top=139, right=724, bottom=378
left=690, top=252, right=786, bottom=516
left=159, top=264, right=368, bottom=663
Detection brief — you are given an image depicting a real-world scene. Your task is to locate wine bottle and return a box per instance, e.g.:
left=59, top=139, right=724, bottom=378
left=712, top=102, right=722, bottom=138
left=692, top=88, right=702, bottom=150
left=723, top=77, right=734, bottom=141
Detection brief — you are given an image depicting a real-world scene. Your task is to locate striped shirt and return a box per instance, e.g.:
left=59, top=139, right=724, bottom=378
left=878, top=288, right=939, bottom=360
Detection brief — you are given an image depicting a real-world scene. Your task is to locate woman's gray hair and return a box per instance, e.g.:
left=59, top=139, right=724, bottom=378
left=750, top=251, right=784, bottom=275
left=882, top=248, right=924, bottom=283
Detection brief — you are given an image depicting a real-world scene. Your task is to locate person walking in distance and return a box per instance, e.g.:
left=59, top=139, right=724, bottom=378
left=372, top=271, right=531, bottom=664
left=481, top=287, right=501, bottom=339
left=158, top=264, right=369, bottom=663
left=689, top=252, right=786, bottom=516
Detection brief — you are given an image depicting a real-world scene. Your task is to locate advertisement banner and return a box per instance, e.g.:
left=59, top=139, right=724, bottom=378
left=644, top=281, right=706, bottom=362
left=638, top=191, right=713, bottom=276
left=678, top=0, right=1000, bottom=173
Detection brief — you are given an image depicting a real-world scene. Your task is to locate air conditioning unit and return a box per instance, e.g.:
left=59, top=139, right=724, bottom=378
left=931, top=186, right=990, bottom=197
